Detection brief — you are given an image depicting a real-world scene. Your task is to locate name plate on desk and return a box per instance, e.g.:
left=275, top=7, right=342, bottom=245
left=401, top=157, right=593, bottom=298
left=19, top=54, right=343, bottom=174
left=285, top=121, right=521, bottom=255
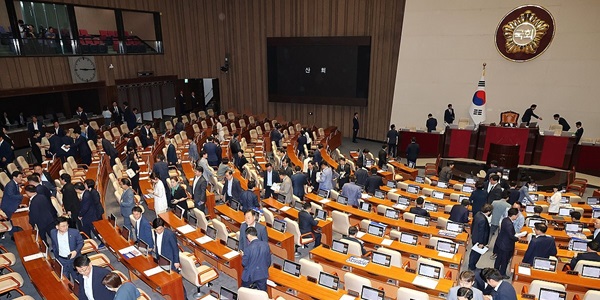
left=346, top=256, right=369, bottom=267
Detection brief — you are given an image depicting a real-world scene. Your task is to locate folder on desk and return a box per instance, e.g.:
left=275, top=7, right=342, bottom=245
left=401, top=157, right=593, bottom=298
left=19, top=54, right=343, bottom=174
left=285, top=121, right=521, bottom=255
left=177, top=224, right=195, bottom=234
left=223, top=250, right=239, bottom=259
left=144, top=266, right=164, bottom=277
left=412, top=275, right=439, bottom=289
left=119, top=246, right=142, bottom=259
left=196, top=236, right=213, bottom=244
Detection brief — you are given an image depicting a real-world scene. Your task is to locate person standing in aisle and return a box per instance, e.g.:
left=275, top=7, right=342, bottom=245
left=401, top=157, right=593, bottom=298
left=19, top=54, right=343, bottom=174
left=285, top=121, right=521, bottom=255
left=352, top=112, right=359, bottom=143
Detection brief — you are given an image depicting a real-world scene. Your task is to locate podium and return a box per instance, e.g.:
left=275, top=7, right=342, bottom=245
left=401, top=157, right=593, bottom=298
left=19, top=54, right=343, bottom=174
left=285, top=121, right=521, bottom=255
left=488, top=143, right=519, bottom=168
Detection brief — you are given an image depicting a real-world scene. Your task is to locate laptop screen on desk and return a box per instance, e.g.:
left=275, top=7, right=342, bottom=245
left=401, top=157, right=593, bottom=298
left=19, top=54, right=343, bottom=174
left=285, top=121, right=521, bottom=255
left=407, top=185, right=420, bottom=194
left=337, top=195, right=348, bottom=205
left=565, top=223, right=583, bottom=233
left=588, top=197, right=599, bottom=205
left=226, top=237, right=239, bottom=251
left=50, top=258, right=63, bottom=280
left=206, top=226, right=217, bottom=240
left=318, top=272, right=339, bottom=290
left=465, top=178, right=476, bottom=185
left=121, top=226, right=130, bottom=241
left=418, top=263, right=441, bottom=279
left=446, top=222, right=463, bottom=233
left=527, top=218, right=544, bottom=228
left=174, top=205, right=184, bottom=219
left=459, top=196, right=470, bottom=203
left=318, top=189, right=330, bottom=199
left=109, top=213, right=117, bottom=228
left=283, top=259, right=301, bottom=277
left=560, top=196, right=570, bottom=204
left=533, top=257, right=556, bottom=272
left=332, top=240, right=349, bottom=254
left=437, top=181, right=448, bottom=189
left=361, top=286, right=385, bottom=300
left=157, top=254, right=172, bottom=272
left=385, top=208, right=399, bottom=220
left=558, top=208, right=573, bottom=216
left=374, top=189, right=385, bottom=199
left=582, top=265, right=600, bottom=279
left=398, top=197, right=410, bottom=206
left=135, top=239, right=149, bottom=255
left=571, top=240, right=588, bottom=252
left=538, top=288, right=566, bottom=300
left=371, top=252, right=391, bottom=267
left=414, top=215, right=430, bottom=227
left=423, top=202, right=438, bottom=212
left=415, top=176, right=425, bottom=184
left=437, top=240, right=457, bottom=254
left=187, top=214, right=198, bottom=228
left=387, top=181, right=397, bottom=188
left=594, top=210, right=600, bottom=218
left=277, top=194, right=286, bottom=204
left=432, top=191, right=444, bottom=200
left=399, top=232, right=418, bottom=246
left=220, top=286, right=238, bottom=300
left=315, top=209, right=327, bottom=220
left=360, top=202, right=372, bottom=212
left=462, top=186, right=474, bottom=193
left=525, top=205, right=535, bottom=214
left=230, top=200, right=240, bottom=211
left=368, top=224, right=385, bottom=237
left=273, top=219, right=287, bottom=233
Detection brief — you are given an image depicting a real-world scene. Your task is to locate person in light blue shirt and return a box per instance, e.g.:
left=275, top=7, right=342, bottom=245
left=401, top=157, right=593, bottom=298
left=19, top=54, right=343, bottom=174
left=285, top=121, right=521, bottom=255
left=341, top=182, right=362, bottom=207
left=102, top=272, right=140, bottom=300
left=502, top=201, right=524, bottom=233
left=518, top=180, right=536, bottom=205
left=317, top=162, right=333, bottom=191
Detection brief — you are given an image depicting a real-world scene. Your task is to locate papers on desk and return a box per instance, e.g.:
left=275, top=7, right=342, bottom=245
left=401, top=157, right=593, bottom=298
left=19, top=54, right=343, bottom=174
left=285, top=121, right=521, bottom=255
left=377, top=170, right=384, bottom=173
left=177, top=224, right=195, bottom=234
left=319, top=199, right=331, bottom=204
left=119, top=246, right=142, bottom=259
left=438, top=251, right=455, bottom=259
left=381, top=238, right=393, bottom=246
left=356, top=231, right=366, bottom=238
left=412, top=275, right=439, bottom=289
left=515, top=231, right=528, bottom=238
left=61, top=145, right=70, bottom=152
left=388, top=188, right=397, bottom=193
left=196, top=236, right=213, bottom=244
left=23, top=252, right=44, bottom=262
left=517, top=265, right=531, bottom=276
left=280, top=206, right=291, bottom=211
left=15, top=207, right=29, bottom=213
left=471, top=244, right=489, bottom=255
left=223, top=250, right=239, bottom=259
left=340, top=295, right=356, bottom=300
left=393, top=203, right=408, bottom=210
left=361, top=193, right=370, bottom=199
left=201, top=296, right=218, bottom=300
left=144, top=266, right=164, bottom=277
left=267, top=279, right=277, bottom=287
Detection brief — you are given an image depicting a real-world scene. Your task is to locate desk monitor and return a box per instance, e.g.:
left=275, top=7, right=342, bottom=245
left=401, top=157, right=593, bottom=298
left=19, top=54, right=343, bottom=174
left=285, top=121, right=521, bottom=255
left=120, top=226, right=130, bottom=242
left=273, top=219, right=287, bottom=233
left=565, top=223, right=583, bottom=233
left=283, top=259, right=301, bottom=277
left=432, top=191, right=444, bottom=200
left=174, top=205, right=185, bottom=219
left=446, top=221, right=464, bottom=233
left=436, top=240, right=457, bottom=254
left=538, top=288, right=566, bottom=300
left=587, top=197, right=599, bottom=205
left=387, top=181, right=397, bottom=188
left=361, top=285, right=385, bottom=300
left=528, top=185, right=538, bottom=192
left=437, top=181, right=448, bottom=189
left=570, top=240, right=588, bottom=252
left=415, top=176, right=425, bottom=184
left=367, top=224, right=385, bottom=237
left=407, top=185, right=420, bottom=194
left=414, top=215, right=430, bottom=227
left=423, top=202, right=438, bottom=212
left=318, top=189, right=330, bottom=199
left=187, top=213, right=198, bottom=228
left=371, top=252, right=391, bottom=267
left=594, top=210, right=600, bottom=219
left=374, top=189, right=385, bottom=199
left=226, top=236, right=239, bottom=251
left=135, top=239, right=149, bottom=255
left=465, top=178, right=476, bottom=185
left=277, top=194, right=286, bottom=204
left=558, top=207, right=573, bottom=216
left=527, top=218, right=545, bottom=228
left=220, top=286, right=238, bottom=300
left=315, top=209, right=327, bottom=221
left=458, top=196, right=470, bottom=203
left=50, top=258, right=64, bottom=280
left=156, top=254, right=172, bottom=272
left=533, top=257, right=557, bottom=272
left=560, top=196, right=570, bottom=204
left=293, top=201, right=304, bottom=211
left=230, top=200, right=240, bottom=211
left=365, top=160, right=374, bottom=168
left=206, top=226, right=217, bottom=240
left=39, top=240, right=49, bottom=259
left=108, top=213, right=117, bottom=228
left=359, top=202, right=372, bottom=212
left=318, top=271, right=339, bottom=291
left=399, top=232, right=418, bottom=246
left=385, top=208, right=399, bottom=220
left=581, top=265, right=600, bottom=279
left=461, top=185, right=474, bottom=193
left=418, top=263, right=441, bottom=279
left=398, top=197, right=410, bottom=206
left=332, top=240, right=349, bottom=254
left=525, top=205, right=535, bottom=214
left=337, top=195, right=349, bottom=205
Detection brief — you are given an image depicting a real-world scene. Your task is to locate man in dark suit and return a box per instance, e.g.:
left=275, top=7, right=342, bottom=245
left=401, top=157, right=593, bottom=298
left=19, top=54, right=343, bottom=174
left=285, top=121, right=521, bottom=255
left=306, top=161, right=319, bottom=192
left=191, top=166, right=208, bottom=212
left=313, top=145, right=323, bottom=166
left=202, top=137, right=220, bottom=167
left=449, top=199, right=470, bottom=224
left=239, top=210, right=268, bottom=252
left=377, top=145, right=387, bottom=169
left=81, top=120, right=97, bottom=144
left=1, top=171, right=23, bottom=221
left=346, top=226, right=367, bottom=255
left=239, top=181, right=259, bottom=212
left=507, top=181, right=520, bottom=205
left=152, top=154, right=171, bottom=200
left=521, top=104, right=542, bottom=125
left=101, top=138, right=118, bottom=167
left=230, top=133, right=241, bottom=157
left=242, top=226, right=271, bottom=291
left=486, top=174, right=503, bottom=204
left=569, top=241, right=600, bottom=269
left=522, top=223, right=557, bottom=264
left=73, top=129, right=92, bottom=165
left=409, top=196, right=430, bottom=218
left=474, top=268, right=496, bottom=296
left=25, top=185, right=55, bottom=244
left=291, top=166, right=307, bottom=200
left=590, top=218, right=600, bottom=245
left=131, top=206, right=154, bottom=249
left=124, top=133, right=137, bottom=154
left=27, top=174, right=56, bottom=217
left=50, top=217, right=84, bottom=280
left=485, top=160, right=499, bottom=181
left=74, top=255, right=115, bottom=300
left=365, top=167, right=383, bottom=194
left=165, top=138, right=178, bottom=166
left=223, top=170, right=243, bottom=203
left=575, top=121, right=584, bottom=144
left=27, top=115, right=43, bottom=136
left=553, top=114, right=571, bottom=131
left=60, top=173, right=80, bottom=229
left=33, top=163, right=56, bottom=196
left=74, top=106, right=88, bottom=123
left=426, top=113, right=437, bottom=132
left=405, top=137, right=420, bottom=168
left=494, top=208, right=521, bottom=277
left=51, top=121, right=65, bottom=137
left=0, top=135, right=14, bottom=169
left=111, top=101, right=123, bottom=124
left=177, top=90, right=186, bottom=113
left=444, top=104, right=455, bottom=125
left=297, top=131, right=308, bottom=157
left=298, top=202, right=321, bottom=247
left=75, top=182, right=97, bottom=239
left=139, top=123, right=155, bottom=148
left=386, top=125, right=398, bottom=157
left=354, top=164, right=368, bottom=187
left=468, top=204, right=492, bottom=270
left=152, top=218, right=180, bottom=270
left=336, top=157, right=351, bottom=189
left=262, top=163, right=280, bottom=199
left=352, top=112, right=359, bottom=143
left=270, top=125, right=283, bottom=148
left=234, top=151, right=248, bottom=172
left=46, top=131, right=61, bottom=158
left=485, top=269, right=517, bottom=300
left=123, top=102, right=137, bottom=131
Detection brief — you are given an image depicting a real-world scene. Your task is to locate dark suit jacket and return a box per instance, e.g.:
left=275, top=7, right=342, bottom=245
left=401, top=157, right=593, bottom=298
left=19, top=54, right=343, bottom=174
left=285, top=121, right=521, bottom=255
left=345, top=236, right=367, bottom=255
left=242, top=239, right=271, bottom=282
left=377, top=149, right=387, bottom=168
left=590, top=229, right=600, bottom=245
left=28, top=194, right=55, bottom=230
left=409, top=207, right=430, bottom=218
left=235, top=155, right=248, bottom=171
left=154, top=229, right=180, bottom=270
left=133, top=216, right=154, bottom=249
left=239, top=191, right=259, bottom=212
left=492, top=280, right=517, bottom=300
left=124, top=108, right=137, bottom=130
left=355, top=168, right=368, bottom=186
left=522, top=235, right=557, bottom=264
left=569, top=251, right=600, bottom=269
left=508, top=188, right=520, bottom=204
left=449, top=204, right=469, bottom=224
left=406, top=143, right=420, bottom=161
left=496, top=217, right=518, bottom=252
left=152, top=161, right=170, bottom=182
left=52, top=127, right=65, bottom=137
left=74, top=136, right=91, bottom=162
left=203, top=142, right=220, bottom=164
left=353, top=117, right=359, bottom=130
left=166, top=144, right=177, bottom=166
left=306, top=169, right=319, bottom=191
left=298, top=210, right=317, bottom=234
left=485, top=183, right=503, bottom=204
left=83, top=126, right=97, bottom=143
left=223, top=178, right=243, bottom=200
left=0, top=140, right=14, bottom=168
left=76, top=111, right=88, bottom=123
left=291, top=172, right=307, bottom=199
left=444, top=108, right=455, bottom=124
left=470, top=189, right=488, bottom=215
left=27, top=121, right=44, bottom=136
left=101, top=138, right=118, bottom=166
left=297, top=135, right=307, bottom=154
left=126, top=139, right=137, bottom=153
left=262, top=170, right=280, bottom=190
left=558, top=117, right=571, bottom=132
left=313, top=150, right=322, bottom=166
left=35, top=184, right=56, bottom=217
left=50, top=228, right=84, bottom=257
left=140, top=127, right=154, bottom=148
left=230, top=139, right=241, bottom=156
left=426, top=118, right=437, bottom=132
left=365, top=175, right=383, bottom=194
left=1, top=180, right=22, bottom=218
left=62, top=183, right=80, bottom=218
left=191, top=177, right=208, bottom=205
left=78, top=190, right=98, bottom=225
left=471, top=211, right=490, bottom=246
left=239, top=222, right=268, bottom=252
left=75, top=266, right=115, bottom=300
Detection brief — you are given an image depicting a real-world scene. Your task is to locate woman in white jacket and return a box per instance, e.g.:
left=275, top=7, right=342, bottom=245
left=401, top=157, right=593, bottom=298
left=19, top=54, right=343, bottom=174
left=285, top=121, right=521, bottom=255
left=548, top=185, right=562, bottom=214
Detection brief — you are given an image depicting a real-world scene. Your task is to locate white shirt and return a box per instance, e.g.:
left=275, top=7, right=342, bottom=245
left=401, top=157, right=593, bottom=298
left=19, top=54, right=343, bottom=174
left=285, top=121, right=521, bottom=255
left=267, top=171, right=272, bottom=186
left=57, top=231, right=71, bottom=257
left=193, top=176, right=200, bottom=195
left=83, top=266, right=95, bottom=300
left=594, top=228, right=600, bottom=239
left=156, top=232, right=164, bottom=255
left=33, top=122, right=38, bottom=130
left=152, top=180, right=168, bottom=214
left=548, top=191, right=562, bottom=213
left=488, top=183, right=495, bottom=192
left=227, top=179, right=233, bottom=196
left=135, top=218, right=141, bottom=238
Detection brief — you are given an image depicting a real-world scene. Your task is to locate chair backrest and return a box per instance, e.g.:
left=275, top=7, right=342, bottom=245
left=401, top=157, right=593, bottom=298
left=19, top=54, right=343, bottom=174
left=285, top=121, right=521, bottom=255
left=344, top=273, right=371, bottom=296
left=331, top=211, right=350, bottom=234
left=428, top=236, right=454, bottom=251
left=387, top=192, right=400, bottom=202
left=500, top=111, right=520, bottom=126
left=583, top=290, right=600, bottom=300
left=103, top=131, right=112, bottom=141
left=437, top=217, right=449, bottom=229
left=453, top=183, right=463, bottom=191
left=310, top=202, right=323, bottom=214
left=397, top=287, right=430, bottom=300
left=16, top=156, right=29, bottom=170
left=120, top=123, right=130, bottom=134
left=6, top=163, right=18, bottom=174
left=528, top=280, right=566, bottom=298
left=262, top=209, right=274, bottom=226
left=263, top=122, right=271, bottom=131
left=211, top=219, right=229, bottom=242
left=376, top=247, right=403, bottom=268
left=421, top=188, right=433, bottom=197
left=403, top=212, right=415, bottom=222
left=192, top=208, right=209, bottom=232
left=284, top=217, right=303, bottom=246
left=165, top=120, right=174, bottom=131
left=189, top=112, right=197, bottom=122
left=179, top=251, right=200, bottom=285
left=299, top=258, right=323, bottom=279
left=377, top=204, right=393, bottom=215
left=397, top=182, right=409, bottom=191
left=237, top=287, right=270, bottom=300
left=359, top=219, right=371, bottom=231
left=201, top=120, right=208, bottom=129
left=341, top=238, right=363, bottom=256
left=248, top=116, right=255, bottom=125
left=330, top=190, right=339, bottom=200
left=51, top=197, right=65, bottom=216
left=111, top=127, right=121, bottom=138
left=256, top=126, right=263, bottom=135
left=574, top=260, right=600, bottom=273
left=444, top=204, right=453, bottom=214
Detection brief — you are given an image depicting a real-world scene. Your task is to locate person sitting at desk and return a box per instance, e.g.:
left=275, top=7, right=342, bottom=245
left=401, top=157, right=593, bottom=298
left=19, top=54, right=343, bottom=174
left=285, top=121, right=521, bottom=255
left=590, top=218, right=600, bottom=245
left=74, top=255, right=115, bottom=300
left=234, top=150, right=249, bottom=172
left=365, top=167, right=383, bottom=195
left=409, top=197, right=430, bottom=218
left=299, top=202, right=322, bottom=248
left=449, top=199, right=470, bottom=224
left=570, top=211, right=582, bottom=223
left=447, top=270, right=484, bottom=300
left=439, top=161, right=454, bottom=183
left=345, top=226, right=367, bottom=256
left=518, top=179, right=536, bottom=205
left=131, top=206, right=154, bottom=249
left=152, top=218, right=180, bottom=271
left=522, top=223, right=557, bottom=265
left=239, top=209, right=268, bottom=253
left=102, top=272, right=139, bottom=300
left=524, top=206, right=547, bottom=225
left=242, top=226, right=271, bottom=291
left=548, top=185, right=563, bottom=214
left=569, top=241, right=600, bottom=269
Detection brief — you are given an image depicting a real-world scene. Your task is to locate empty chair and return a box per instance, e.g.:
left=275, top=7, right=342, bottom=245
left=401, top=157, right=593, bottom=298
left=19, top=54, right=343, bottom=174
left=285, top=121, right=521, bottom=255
left=375, top=247, right=404, bottom=268
left=237, top=287, right=270, bottom=300
left=444, top=204, right=453, bottom=214
left=330, top=189, right=339, bottom=200
left=422, top=188, right=434, bottom=197
left=6, top=163, right=18, bottom=175
left=583, top=290, right=600, bottom=300
left=573, top=260, right=600, bottom=273
left=332, top=211, right=350, bottom=235
left=284, top=218, right=315, bottom=254
left=179, top=251, right=219, bottom=297
left=403, top=212, right=416, bottom=222
left=344, top=273, right=371, bottom=296
left=449, top=193, right=461, bottom=202
left=437, top=217, right=449, bottom=229
left=0, top=245, right=16, bottom=272
left=341, top=238, right=365, bottom=256
left=119, top=123, right=130, bottom=134
left=262, top=208, right=274, bottom=226
left=299, top=258, right=323, bottom=280
left=453, top=183, right=463, bottom=191
left=0, top=272, right=25, bottom=297
left=192, top=208, right=211, bottom=232
left=212, top=219, right=230, bottom=242
left=359, top=219, right=371, bottom=231
left=526, top=280, right=566, bottom=298
left=397, top=182, right=409, bottom=191
left=377, top=204, right=394, bottom=215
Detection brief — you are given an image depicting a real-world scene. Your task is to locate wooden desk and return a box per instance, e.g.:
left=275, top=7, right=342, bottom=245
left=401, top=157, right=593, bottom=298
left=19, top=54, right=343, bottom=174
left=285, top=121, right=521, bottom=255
left=158, top=212, right=244, bottom=284
left=268, top=267, right=355, bottom=300
left=262, top=197, right=333, bottom=246
left=320, top=148, right=338, bottom=170
left=398, top=130, right=445, bottom=159
left=14, top=230, right=77, bottom=299
left=403, top=180, right=470, bottom=197
left=214, top=204, right=295, bottom=260
left=379, top=186, right=466, bottom=217
left=93, top=219, right=185, bottom=299
left=476, top=125, right=537, bottom=165
left=389, top=160, right=418, bottom=181
left=443, top=128, right=477, bottom=159
left=359, top=194, right=451, bottom=222
left=513, top=241, right=576, bottom=271
left=310, top=246, right=453, bottom=299
left=512, top=263, right=598, bottom=300
left=540, top=213, right=595, bottom=226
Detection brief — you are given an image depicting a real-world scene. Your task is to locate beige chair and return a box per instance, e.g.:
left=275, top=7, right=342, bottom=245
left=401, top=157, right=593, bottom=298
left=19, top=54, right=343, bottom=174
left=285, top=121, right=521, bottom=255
left=192, top=208, right=211, bottom=232
left=457, top=118, right=470, bottom=129
left=15, top=156, right=30, bottom=172
left=376, top=204, right=394, bottom=215
left=299, top=258, right=323, bottom=280
left=436, top=217, right=449, bottom=229
left=13, top=296, right=35, bottom=300
left=403, top=212, right=416, bottom=222
left=397, top=287, right=430, bottom=300
left=179, top=251, right=219, bottom=298
left=375, top=247, right=405, bottom=268
left=329, top=190, right=339, bottom=200
left=285, top=218, right=315, bottom=254
left=422, top=188, right=433, bottom=197
left=0, top=272, right=25, bottom=297
left=0, top=245, right=16, bottom=272
left=450, top=193, right=461, bottom=202
left=397, top=182, right=409, bottom=191
left=332, top=211, right=351, bottom=235
left=341, top=238, right=366, bottom=257
left=387, top=192, right=400, bottom=202
left=6, top=163, right=18, bottom=175
left=359, top=219, right=371, bottom=231
left=310, top=202, right=323, bottom=214
left=526, top=280, right=566, bottom=298
left=89, top=253, right=113, bottom=269
left=80, top=232, right=100, bottom=255
left=120, top=123, right=130, bottom=135
left=262, top=209, right=274, bottom=226
left=211, top=219, right=231, bottom=242
left=237, top=287, right=270, bottom=300
left=573, top=260, right=600, bottom=273
left=417, top=257, right=446, bottom=280
left=428, top=236, right=455, bottom=253
left=583, top=290, right=600, bottom=300
left=344, top=273, right=371, bottom=296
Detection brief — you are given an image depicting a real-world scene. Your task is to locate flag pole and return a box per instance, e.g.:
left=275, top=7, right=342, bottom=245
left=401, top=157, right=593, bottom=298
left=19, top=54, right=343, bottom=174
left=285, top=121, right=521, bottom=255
left=482, top=62, right=486, bottom=76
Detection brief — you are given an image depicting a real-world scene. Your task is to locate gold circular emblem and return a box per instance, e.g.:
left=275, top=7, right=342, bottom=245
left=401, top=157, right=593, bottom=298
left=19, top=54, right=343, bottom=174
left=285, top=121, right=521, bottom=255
left=495, top=5, right=555, bottom=62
